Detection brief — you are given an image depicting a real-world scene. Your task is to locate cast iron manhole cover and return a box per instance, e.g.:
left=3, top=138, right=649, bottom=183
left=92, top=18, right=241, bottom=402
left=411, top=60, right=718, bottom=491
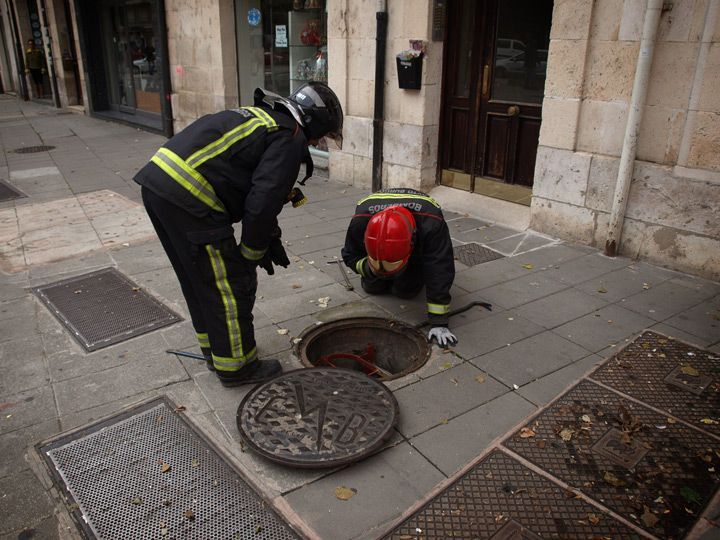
left=237, top=368, right=399, bottom=468
left=453, top=242, right=504, bottom=266
left=32, top=267, right=181, bottom=352
left=386, top=450, right=639, bottom=539
left=0, top=180, right=26, bottom=202
left=12, top=145, right=55, bottom=153
left=503, top=380, right=720, bottom=538
left=39, top=397, right=299, bottom=540
left=590, top=331, right=720, bottom=434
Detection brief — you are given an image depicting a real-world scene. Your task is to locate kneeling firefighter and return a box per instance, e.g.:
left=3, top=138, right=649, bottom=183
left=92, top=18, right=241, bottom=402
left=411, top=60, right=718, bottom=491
left=341, top=188, right=458, bottom=348
left=134, top=82, right=343, bottom=386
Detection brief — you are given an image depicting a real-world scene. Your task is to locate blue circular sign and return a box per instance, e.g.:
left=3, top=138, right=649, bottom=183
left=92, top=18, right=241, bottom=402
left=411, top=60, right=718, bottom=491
left=247, top=8, right=261, bottom=27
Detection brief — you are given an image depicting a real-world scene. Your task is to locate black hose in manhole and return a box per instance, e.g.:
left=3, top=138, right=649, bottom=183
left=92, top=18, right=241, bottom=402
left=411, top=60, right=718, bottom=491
left=294, top=317, right=431, bottom=381
left=12, top=145, right=56, bottom=153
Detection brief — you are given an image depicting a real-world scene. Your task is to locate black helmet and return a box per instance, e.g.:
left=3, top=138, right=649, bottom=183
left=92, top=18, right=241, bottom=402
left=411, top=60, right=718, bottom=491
left=288, top=82, right=343, bottom=148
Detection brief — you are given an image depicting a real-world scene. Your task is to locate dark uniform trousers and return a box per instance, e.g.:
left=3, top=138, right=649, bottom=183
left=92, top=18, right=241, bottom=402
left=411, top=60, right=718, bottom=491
left=142, top=187, right=258, bottom=370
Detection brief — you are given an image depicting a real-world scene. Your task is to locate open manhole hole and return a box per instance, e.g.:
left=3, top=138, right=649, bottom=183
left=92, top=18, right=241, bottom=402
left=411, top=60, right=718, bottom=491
left=12, top=145, right=56, bottom=153
left=295, top=317, right=431, bottom=381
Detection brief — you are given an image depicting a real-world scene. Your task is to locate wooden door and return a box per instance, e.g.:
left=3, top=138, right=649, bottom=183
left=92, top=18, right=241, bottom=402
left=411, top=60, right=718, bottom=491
left=440, top=0, right=553, bottom=191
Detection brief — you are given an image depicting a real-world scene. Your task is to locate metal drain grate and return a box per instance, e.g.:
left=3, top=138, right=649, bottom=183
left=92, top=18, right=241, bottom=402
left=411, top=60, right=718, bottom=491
left=386, top=450, right=638, bottom=539
left=590, top=331, right=720, bottom=434
left=0, top=180, right=26, bottom=202
left=32, top=267, right=181, bottom=352
left=12, top=145, right=55, bottom=153
left=40, top=397, right=299, bottom=540
left=503, top=379, right=720, bottom=538
left=453, top=242, right=504, bottom=267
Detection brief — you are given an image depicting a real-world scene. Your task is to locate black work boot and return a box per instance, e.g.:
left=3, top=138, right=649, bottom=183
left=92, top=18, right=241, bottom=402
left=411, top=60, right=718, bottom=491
left=216, top=359, right=282, bottom=387
left=202, top=348, right=214, bottom=371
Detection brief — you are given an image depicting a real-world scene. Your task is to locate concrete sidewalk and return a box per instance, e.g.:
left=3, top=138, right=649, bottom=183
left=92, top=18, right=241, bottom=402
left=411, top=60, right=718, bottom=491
left=1, top=96, right=718, bottom=539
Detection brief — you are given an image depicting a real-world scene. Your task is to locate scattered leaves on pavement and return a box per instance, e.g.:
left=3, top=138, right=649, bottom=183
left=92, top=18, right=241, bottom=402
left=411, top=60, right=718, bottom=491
left=519, top=427, right=536, bottom=438
left=536, top=439, right=546, bottom=449
left=318, top=296, right=330, bottom=308
left=441, top=362, right=453, bottom=370
left=161, top=462, right=171, bottom=473
left=183, top=509, right=195, bottom=521
left=603, top=471, right=627, bottom=487
left=700, top=418, right=718, bottom=425
left=559, top=428, right=575, bottom=442
left=277, top=328, right=289, bottom=335
left=641, top=506, right=659, bottom=527
left=680, top=365, right=699, bottom=376
left=291, top=284, right=302, bottom=289
left=174, top=405, right=186, bottom=412
left=475, top=374, right=486, bottom=384
left=131, top=496, right=142, bottom=505
left=335, top=486, right=357, bottom=500
left=580, top=415, right=592, bottom=423
left=522, top=264, right=534, bottom=270
left=588, top=513, right=601, bottom=525
left=191, top=458, right=200, bottom=468
left=642, top=283, right=651, bottom=290
left=597, top=287, right=607, bottom=294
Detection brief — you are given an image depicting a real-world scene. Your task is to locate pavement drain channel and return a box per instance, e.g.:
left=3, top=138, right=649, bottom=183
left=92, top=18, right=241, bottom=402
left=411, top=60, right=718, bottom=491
left=589, top=331, right=720, bottom=435
left=453, top=242, right=505, bottom=267
left=237, top=368, right=399, bottom=468
left=32, top=267, right=182, bottom=352
left=295, top=317, right=431, bottom=380
left=386, top=450, right=640, bottom=539
left=39, top=397, right=300, bottom=540
left=11, top=144, right=56, bottom=153
left=0, top=179, right=26, bottom=202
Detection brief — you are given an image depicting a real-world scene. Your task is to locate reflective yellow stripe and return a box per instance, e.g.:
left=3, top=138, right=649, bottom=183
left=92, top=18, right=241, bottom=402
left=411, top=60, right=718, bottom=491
left=240, top=242, right=266, bottom=261
left=355, top=257, right=366, bottom=277
left=151, top=148, right=226, bottom=213
left=196, top=332, right=210, bottom=348
left=358, top=192, right=441, bottom=208
left=206, top=245, right=243, bottom=359
left=427, top=303, right=451, bottom=315
left=212, top=348, right=257, bottom=371
left=186, top=107, right=279, bottom=169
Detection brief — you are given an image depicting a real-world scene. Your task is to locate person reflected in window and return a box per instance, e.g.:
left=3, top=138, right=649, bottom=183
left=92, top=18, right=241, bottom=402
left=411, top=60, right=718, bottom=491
left=24, top=39, right=46, bottom=99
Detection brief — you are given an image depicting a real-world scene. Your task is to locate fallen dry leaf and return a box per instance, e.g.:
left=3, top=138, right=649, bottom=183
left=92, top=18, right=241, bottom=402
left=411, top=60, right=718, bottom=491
left=291, top=284, right=302, bottom=289
left=335, top=486, right=357, bottom=501
left=559, top=428, right=575, bottom=442
left=588, top=513, right=601, bottom=525
left=700, top=418, right=719, bottom=425
left=475, top=374, right=486, bottom=384
left=519, top=427, right=536, bottom=438
left=191, top=458, right=200, bottom=468
left=667, top=417, right=677, bottom=424
left=681, top=365, right=699, bottom=377
left=581, top=415, right=592, bottom=423
left=603, top=471, right=627, bottom=487
left=183, top=509, right=195, bottom=521
left=161, top=463, right=171, bottom=473
left=277, top=328, right=289, bottom=335
left=174, top=405, right=186, bottom=412
left=536, top=439, right=546, bottom=449
left=597, top=287, right=607, bottom=294
left=641, top=506, right=658, bottom=527
left=522, top=263, right=534, bottom=270
left=441, top=362, right=453, bottom=370
left=131, top=496, right=142, bottom=505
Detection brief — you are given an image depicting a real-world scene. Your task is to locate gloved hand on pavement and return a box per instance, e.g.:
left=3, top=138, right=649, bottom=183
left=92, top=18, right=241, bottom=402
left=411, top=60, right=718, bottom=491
left=428, top=326, right=458, bottom=349
left=269, top=237, right=290, bottom=268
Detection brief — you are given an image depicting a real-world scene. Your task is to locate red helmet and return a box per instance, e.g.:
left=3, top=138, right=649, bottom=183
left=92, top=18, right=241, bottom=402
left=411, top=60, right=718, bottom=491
left=364, top=206, right=416, bottom=276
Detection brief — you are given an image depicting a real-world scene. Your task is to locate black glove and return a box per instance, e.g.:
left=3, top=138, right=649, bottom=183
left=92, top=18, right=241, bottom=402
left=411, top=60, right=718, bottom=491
left=269, top=237, right=290, bottom=268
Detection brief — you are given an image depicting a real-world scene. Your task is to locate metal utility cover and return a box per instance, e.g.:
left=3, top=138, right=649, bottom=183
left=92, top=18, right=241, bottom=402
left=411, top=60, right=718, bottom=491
left=237, top=368, right=399, bottom=468
left=453, top=242, right=504, bottom=267
left=12, top=144, right=55, bottom=153
left=0, top=179, right=26, bottom=202
left=590, top=331, right=720, bottom=434
left=386, top=450, right=638, bottom=539
left=39, top=397, right=299, bottom=540
left=32, top=267, right=181, bottom=352
left=503, top=380, right=720, bottom=538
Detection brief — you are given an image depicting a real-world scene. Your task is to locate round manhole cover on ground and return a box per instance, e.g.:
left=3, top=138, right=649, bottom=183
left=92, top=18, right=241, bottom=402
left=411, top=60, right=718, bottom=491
left=237, top=368, right=399, bottom=468
left=12, top=145, right=55, bottom=153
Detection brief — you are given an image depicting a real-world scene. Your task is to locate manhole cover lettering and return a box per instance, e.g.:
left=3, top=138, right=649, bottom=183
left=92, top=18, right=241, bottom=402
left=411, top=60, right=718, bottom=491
left=238, top=368, right=399, bottom=468
left=591, top=428, right=648, bottom=469
left=664, top=365, right=712, bottom=396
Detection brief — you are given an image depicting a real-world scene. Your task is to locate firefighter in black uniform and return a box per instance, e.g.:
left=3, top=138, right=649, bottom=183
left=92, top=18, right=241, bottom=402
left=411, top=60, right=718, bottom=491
left=341, top=188, right=458, bottom=348
left=135, top=82, right=343, bottom=386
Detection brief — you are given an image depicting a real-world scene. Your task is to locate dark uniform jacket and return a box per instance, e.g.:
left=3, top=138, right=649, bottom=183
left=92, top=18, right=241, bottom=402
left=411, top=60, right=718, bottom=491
left=342, top=188, right=455, bottom=325
left=134, top=105, right=306, bottom=262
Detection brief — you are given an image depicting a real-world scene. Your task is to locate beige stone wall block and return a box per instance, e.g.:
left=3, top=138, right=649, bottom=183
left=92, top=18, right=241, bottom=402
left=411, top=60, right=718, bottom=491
left=625, top=162, right=720, bottom=237
left=532, top=146, right=591, bottom=206
left=194, top=38, right=213, bottom=66
left=646, top=42, right=698, bottom=108
left=550, top=0, right=593, bottom=40
left=637, top=106, right=686, bottom=164
left=176, top=37, right=195, bottom=67
left=583, top=41, right=639, bottom=101
left=383, top=163, right=422, bottom=190
left=545, top=40, right=586, bottom=98
left=421, top=124, right=440, bottom=169
left=347, top=79, right=374, bottom=118
left=586, top=154, right=620, bottom=212
left=328, top=37, right=348, bottom=110
left=422, top=41, right=444, bottom=85
left=403, top=0, right=430, bottom=37
left=352, top=155, right=373, bottom=189
left=387, top=0, right=405, bottom=40
left=714, top=1, right=720, bottom=41
left=619, top=218, right=720, bottom=280
left=577, top=100, right=628, bottom=157
left=697, top=43, right=720, bottom=112
left=195, top=93, right=220, bottom=116
left=384, top=79, right=404, bottom=124
left=619, top=0, right=647, bottom=41
left=347, top=0, right=379, bottom=39
left=383, top=122, right=424, bottom=168
left=657, top=0, right=696, bottom=42
left=590, top=0, right=623, bottom=40
left=347, top=38, right=376, bottom=81
left=176, top=91, right=198, bottom=120
left=538, top=97, right=580, bottom=150
left=342, top=115, right=372, bottom=157
left=690, top=0, right=710, bottom=41
left=327, top=1, right=348, bottom=39
left=184, top=66, right=213, bottom=95
left=423, top=84, right=443, bottom=126
left=686, top=111, right=720, bottom=171
left=329, top=150, right=355, bottom=185
left=530, top=197, right=603, bottom=246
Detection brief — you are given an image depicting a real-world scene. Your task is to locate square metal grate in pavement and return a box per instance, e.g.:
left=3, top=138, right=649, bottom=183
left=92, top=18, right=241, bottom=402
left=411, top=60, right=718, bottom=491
left=386, top=450, right=639, bottom=539
left=32, top=267, right=181, bottom=352
left=0, top=179, right=26, bottom=202
left=453, top=242, right=505, bottom=267
left=39, top=397, right=300, bottom=540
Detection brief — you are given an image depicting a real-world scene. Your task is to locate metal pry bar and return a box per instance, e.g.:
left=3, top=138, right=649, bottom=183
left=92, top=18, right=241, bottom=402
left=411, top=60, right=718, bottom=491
left=327, top=259, right=354, bottom=291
